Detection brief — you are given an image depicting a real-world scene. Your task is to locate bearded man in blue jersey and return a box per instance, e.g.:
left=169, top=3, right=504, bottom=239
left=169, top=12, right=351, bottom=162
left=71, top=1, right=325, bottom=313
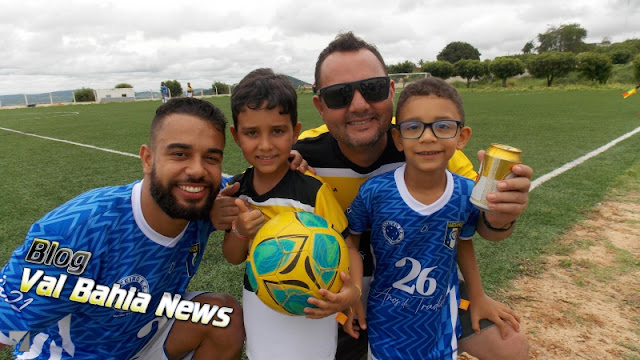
left=0, top=98, right=244, bottom=359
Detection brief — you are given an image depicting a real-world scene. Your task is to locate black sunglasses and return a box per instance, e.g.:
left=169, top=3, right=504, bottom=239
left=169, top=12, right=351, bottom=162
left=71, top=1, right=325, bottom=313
left=315, top=76, right=390, bottom=109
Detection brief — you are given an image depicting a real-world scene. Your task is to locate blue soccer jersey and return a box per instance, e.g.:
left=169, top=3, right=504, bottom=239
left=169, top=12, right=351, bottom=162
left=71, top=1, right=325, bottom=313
left=346, top=165, right=479, bottom=360
left=0, top=181, right=213, bottom=359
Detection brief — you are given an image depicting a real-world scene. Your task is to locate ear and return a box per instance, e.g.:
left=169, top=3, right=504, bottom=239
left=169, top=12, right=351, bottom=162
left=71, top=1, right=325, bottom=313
left=292, top=122, right=302, bottom=145
left=389, top=79, right=396, bottom=103
left=140, top=144, right=153, bottom=175
left=456, top=126, right=472, bottom=150
left=312, top=94, right=324, bottom=118
left=391, top=127, right=404, bottom=152
left=230, top=126, right=241, bottom=146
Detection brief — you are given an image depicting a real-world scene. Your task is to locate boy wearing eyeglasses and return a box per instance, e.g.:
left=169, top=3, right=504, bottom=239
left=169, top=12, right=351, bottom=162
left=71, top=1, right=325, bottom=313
left=343, top=77, right=522, bottom=360
left=294, top=32, right=529, bottom=360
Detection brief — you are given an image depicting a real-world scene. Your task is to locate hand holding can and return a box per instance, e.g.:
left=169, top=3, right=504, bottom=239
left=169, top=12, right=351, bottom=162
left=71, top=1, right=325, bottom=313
left=471, top=144, right=522, bottom=212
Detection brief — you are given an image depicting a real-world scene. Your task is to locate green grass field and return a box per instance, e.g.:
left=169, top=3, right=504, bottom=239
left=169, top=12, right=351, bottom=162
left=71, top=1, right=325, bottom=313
left=1, top=89, right=640, bottom=357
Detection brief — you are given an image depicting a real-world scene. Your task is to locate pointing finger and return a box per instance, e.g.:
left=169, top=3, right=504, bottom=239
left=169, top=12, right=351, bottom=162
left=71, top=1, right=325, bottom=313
left=219, top=182, right=240, bottom=197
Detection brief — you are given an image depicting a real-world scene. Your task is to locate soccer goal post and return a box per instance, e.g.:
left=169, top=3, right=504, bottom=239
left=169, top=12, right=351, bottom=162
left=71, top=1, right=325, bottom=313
left=388, top=72, right=431, bottom=89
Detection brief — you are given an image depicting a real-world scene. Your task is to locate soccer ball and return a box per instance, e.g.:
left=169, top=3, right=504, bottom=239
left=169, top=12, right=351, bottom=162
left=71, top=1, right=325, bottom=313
left=245, top=211, right=350, bottom=316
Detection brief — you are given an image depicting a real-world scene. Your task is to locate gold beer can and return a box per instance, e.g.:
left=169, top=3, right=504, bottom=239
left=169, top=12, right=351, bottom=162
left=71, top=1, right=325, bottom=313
left=470, top=144, right=522, bottom=212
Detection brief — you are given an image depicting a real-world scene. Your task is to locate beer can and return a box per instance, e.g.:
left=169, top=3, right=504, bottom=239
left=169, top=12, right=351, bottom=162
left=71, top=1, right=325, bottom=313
left=470, top=144, right=522, bottom=212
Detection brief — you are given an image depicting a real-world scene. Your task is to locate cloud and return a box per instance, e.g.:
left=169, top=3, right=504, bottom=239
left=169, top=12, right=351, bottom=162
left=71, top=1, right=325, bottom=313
left=1, top=0, right=640, bottom=95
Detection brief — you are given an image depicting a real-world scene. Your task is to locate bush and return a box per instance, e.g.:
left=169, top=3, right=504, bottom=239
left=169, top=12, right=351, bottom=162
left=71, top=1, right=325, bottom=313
left=420, top=61, right=454, bottom=79
left=165, top=80, right=183, bottom=97
left=609, top=49, right=633, bottom=65
left=454, top=59, right=484, bottom=88
left=74, top=88, right=95, bottom=102
left=527, top=52, right=576, bottom=86
left=577, top=52, right=613, bottom=84
left=634, top=54, right=640, bottom=81
left=489, top=57, right=525, bottom=87
left=115, top=83, right=133, bottom=88
left=388, top=60, right=416, bottom=74
left=212, top=81, right=230, bottom=95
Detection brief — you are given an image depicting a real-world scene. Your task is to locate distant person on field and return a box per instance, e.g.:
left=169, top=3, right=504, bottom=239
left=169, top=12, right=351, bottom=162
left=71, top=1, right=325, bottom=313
left=161, top=82, right=169, bottom=103
left=220, top=68, right=363, bottom=360
left=187, top=82, right=194, bottom=98
left=0, top=98, right=244, bottom=359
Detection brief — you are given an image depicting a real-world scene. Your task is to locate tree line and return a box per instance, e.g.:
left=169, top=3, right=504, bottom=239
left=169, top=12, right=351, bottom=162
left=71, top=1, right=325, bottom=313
left=74, top=24, right=640, bottom=102
left=387, top=24, right=640, bottom=88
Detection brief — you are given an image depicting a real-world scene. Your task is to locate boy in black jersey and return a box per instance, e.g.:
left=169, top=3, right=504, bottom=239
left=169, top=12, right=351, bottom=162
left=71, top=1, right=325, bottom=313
left=222, top=68, right=363, bottom=360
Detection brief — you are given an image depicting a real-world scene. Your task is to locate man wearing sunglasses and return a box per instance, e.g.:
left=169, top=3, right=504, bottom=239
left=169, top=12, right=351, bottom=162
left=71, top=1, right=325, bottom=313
left=294, top=32, right=532, bottom=360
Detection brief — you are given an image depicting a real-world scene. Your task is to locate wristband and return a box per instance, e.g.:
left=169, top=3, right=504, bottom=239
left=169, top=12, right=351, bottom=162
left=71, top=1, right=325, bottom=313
left=354, top=284, right=362, bottom=298
left=231, top=220, right=250, bottom=239
left=481, top=212, right=515, bottom=232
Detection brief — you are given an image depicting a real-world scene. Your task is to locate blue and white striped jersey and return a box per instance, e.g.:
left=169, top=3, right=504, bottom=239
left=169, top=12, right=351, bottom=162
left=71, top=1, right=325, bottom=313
left=0, top=181, right=213, bottom=359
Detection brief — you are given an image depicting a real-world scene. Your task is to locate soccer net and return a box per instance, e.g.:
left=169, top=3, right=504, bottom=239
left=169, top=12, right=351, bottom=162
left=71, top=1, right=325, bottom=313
left=388, top=72, right=431, bottom=89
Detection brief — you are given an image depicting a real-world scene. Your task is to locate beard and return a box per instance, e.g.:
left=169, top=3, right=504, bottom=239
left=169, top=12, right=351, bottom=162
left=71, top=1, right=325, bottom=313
left=332, top=108, right=392, bottom=149
left=333, top=123, right=388, bottom=148
left=149, top=167, right=219, bottom=221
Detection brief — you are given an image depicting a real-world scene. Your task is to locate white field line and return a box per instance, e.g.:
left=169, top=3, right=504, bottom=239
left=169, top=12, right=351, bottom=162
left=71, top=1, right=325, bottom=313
left=530, top=125, right=640, bottom=191
left=0, top=126, right=233, bottom=178
left=3, top=125, right=639, bottom=188
left=0, top=126, right=140, bottom=158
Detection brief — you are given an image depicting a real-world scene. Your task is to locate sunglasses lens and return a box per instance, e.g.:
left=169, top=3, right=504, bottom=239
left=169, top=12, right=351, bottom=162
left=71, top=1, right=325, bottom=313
left=322, top=84, right=354, bottom=109
left=320, top=77, right=389, bottom=109
left=360, top=77, right=390, bottom=102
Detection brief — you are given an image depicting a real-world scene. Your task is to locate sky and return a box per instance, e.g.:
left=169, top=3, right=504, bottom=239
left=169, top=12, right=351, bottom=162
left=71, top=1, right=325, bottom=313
left=1, top=0, right=639, bottom=96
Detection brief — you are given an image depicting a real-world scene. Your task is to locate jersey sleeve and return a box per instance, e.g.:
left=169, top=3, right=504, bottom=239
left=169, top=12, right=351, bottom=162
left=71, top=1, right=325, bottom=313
left=459, top=203, right=480, bottom=240
left=345, top=184, right=372, bottom=235
left=297, top=124, right=329, bottom=140
left=313, top=182, right=349, bottom=238
left=0, top=230, right=97, bottom=345
left=448, top=150, right=478, bottom=180
left=221, top=174, right=233, bottom=189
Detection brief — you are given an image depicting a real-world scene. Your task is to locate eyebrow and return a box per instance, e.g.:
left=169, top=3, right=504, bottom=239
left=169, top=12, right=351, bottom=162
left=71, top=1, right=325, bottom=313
left=239, top=124, right=288, bottom=130
left=167, top=143, right=191, bottom=150
left=167, top=143, right=224, bottom=155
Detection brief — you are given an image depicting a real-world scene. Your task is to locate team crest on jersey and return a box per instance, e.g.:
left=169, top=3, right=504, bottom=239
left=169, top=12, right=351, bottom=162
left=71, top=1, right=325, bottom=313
left=443, top=222, right=463, bottom=250
left=382, top=220, right=404, bottom=246
left=187, top=242, right=201, bottom=277
left=113, top=274, right=150, bottom=316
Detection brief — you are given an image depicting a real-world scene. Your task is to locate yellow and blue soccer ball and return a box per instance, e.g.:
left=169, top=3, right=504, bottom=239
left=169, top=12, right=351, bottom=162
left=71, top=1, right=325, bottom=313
left=245, top=211, right=350, bottom=316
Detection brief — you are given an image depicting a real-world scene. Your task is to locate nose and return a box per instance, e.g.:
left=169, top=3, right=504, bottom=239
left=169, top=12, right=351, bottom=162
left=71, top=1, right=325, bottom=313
left=258, top=133, right=272, bottom=151
left=185, top=158, right=207, bottom=180
left=348, top=89, right=370, bottom=112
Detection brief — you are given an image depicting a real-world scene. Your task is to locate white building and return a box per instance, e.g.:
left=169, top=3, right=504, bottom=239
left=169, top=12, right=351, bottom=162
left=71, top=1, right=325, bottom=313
left=95, top=88, right=135, bottom=103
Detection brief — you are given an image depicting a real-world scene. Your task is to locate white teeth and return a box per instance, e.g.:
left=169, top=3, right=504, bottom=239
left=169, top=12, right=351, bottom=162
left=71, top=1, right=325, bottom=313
left=350, top=119, right=370, bottom=125
left=257, top=155, right=276, bottom=160
left=180, top=185, right=204, bottom=193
